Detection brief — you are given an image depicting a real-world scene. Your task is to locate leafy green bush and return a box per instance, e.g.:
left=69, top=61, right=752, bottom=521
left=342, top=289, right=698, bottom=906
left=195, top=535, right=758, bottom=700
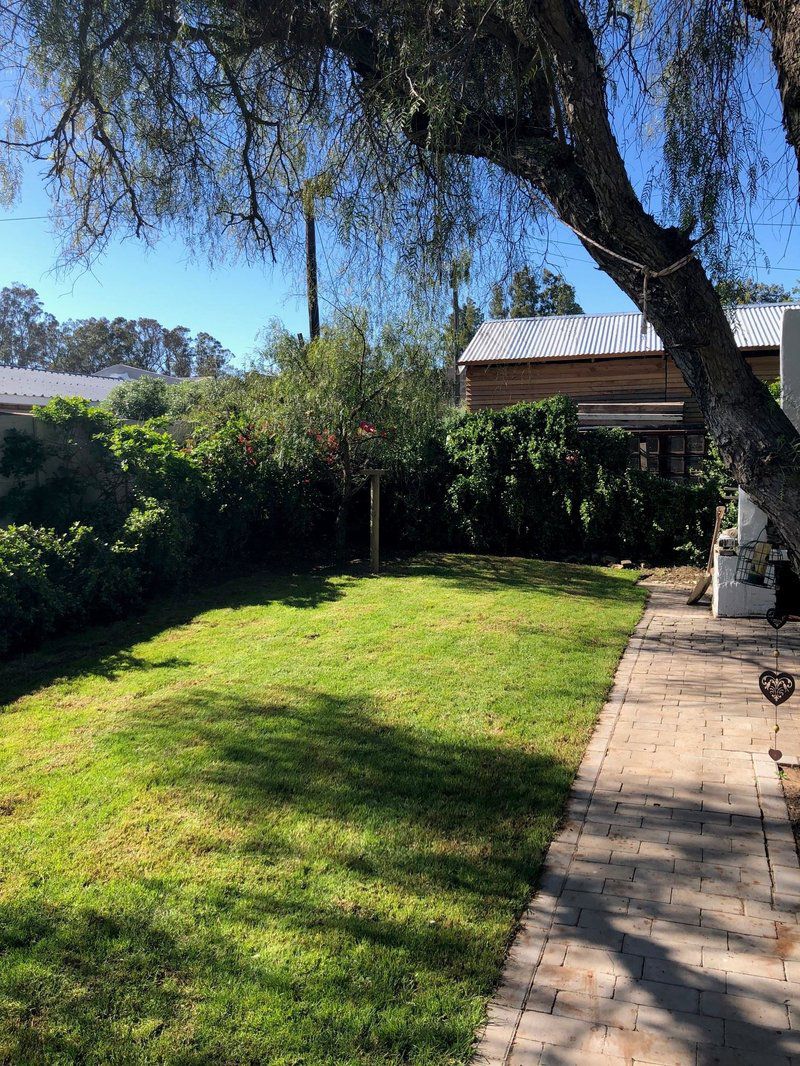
left=0, top=525, right=72, bottom=655
left=444, top=397, right=583, bottom=553
left=107, top=376, right=172, bottom=420
left=0, top=382, right=730, bottom=659
left=441, top=399, right=725, bottom=564
left=0, top=504, right=191, bottom=657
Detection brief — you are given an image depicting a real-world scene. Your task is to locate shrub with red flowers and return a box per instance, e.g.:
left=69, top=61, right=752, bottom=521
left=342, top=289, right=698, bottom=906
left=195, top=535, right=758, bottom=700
left=263, top=313, right=447, bottom=557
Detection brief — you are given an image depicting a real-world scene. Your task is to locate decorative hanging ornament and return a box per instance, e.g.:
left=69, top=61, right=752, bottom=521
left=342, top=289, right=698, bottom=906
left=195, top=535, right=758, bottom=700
left=761, top=606, right=795, bottom=761
left=759, top=669, right=796, bottom=706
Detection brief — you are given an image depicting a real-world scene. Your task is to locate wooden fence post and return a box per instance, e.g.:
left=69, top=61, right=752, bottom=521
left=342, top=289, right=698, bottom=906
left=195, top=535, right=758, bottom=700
left=368, top=470, right=382, bottom=574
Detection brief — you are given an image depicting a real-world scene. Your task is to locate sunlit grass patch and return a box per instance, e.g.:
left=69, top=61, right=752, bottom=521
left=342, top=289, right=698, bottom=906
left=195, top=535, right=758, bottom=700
left=0, top=554, right=644, bottom=1064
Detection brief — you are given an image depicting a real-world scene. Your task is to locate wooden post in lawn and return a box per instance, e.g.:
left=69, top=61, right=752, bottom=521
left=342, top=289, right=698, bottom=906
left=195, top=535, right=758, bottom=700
left=367, top=469, right=383, bottom=574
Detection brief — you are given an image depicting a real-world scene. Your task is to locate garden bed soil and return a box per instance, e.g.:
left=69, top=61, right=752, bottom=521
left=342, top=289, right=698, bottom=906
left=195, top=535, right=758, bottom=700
left=640, top=565, right=706, bottom=589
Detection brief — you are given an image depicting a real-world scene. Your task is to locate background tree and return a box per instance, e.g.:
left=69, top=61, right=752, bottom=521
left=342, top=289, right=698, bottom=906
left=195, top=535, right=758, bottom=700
left=265, top=315, right=447, bottom=558
left=0, top=284, right=60, bottom=368
left=194, top=333, right=233, bottom=378
left=509, top=267, right=541, bottom=319
left=491, top=268, right=583, bottom=319
left=163, top=327, right=194, bottom=377
left=537, top=270, right=583, bottom=316
left=0, top=284, right=233, bottom=376
left=4, top=2, right=800, bottom=553
left=715, top=277, right=800, bottom=306
left=489, top=284, right=507, bottom=321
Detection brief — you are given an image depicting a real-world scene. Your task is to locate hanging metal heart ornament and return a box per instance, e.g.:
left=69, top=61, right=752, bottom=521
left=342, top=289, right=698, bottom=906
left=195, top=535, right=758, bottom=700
left=759, top=669, right=796, bottom=706
left=766, top=608, right=788, bottom=631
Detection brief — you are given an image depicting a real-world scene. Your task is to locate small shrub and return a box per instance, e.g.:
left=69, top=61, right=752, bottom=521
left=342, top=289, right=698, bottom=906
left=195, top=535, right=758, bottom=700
left=0, top=525, right=74, bottom=655
left=107, top=376, right=171, bottom=420
left=113, top=498, right=189, bottom=593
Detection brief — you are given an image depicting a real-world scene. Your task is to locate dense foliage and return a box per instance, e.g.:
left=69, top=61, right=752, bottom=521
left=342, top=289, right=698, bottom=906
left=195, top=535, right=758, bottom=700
left=0, top=283, right=233, bottom=375
left=0, top=372, right=726, bottom=658
left=442, top=398, right=725, bottom=562
left=489, top=268, right=583, bottom=320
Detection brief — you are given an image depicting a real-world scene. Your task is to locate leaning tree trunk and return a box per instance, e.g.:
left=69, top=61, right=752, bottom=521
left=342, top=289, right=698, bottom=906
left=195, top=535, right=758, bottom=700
left=746, top=0, right=800, bottom=189
left=523, top=0, right=800, bottom=554
left=282, top=0, right=800, bottom=558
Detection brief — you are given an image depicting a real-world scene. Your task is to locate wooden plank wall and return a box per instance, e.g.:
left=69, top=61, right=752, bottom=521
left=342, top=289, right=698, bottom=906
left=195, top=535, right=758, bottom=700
left=464, top=350, right=778, bottom=426
left=467, top=349, right=780, bottom=424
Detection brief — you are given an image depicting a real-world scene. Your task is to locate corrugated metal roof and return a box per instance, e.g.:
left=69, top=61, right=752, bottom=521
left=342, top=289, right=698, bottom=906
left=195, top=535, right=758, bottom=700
left=459, top=302, right=800, bottom=364
left=0, top=366, right=123, bottom=403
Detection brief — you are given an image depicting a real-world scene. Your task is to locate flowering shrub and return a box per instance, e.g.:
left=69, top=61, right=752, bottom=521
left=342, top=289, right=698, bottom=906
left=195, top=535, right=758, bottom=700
left=0, top=382, right=726, bottom=658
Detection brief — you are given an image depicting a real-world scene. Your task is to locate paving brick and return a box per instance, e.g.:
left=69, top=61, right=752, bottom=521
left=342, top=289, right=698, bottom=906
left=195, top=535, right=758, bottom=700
left=533, top=963, right=616, bottom=999
left=506, top=1040, right=544, bottom=1065
left=699, top=989, right=789, bottom=1027
left=483, top=589, right=800, bottom=1065
left=539, top=1048, right=628, bottom=1065
left=602, top=1025, right=698, bottom=1065
left=515, top=1011, right=606, bottom=1051
left=702, top=948, right=786, bottom=981
left=723, top=1017, right=800, bottom=1055
left=635, top=1003, right=724, bottom=1044
left=612, top=976, right=700, bottom=1013
left=563, top=945, right=643, bottom=979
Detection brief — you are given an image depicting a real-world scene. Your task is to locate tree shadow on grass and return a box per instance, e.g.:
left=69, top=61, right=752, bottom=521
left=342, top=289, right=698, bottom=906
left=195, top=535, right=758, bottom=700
left=0, top=566, right=346, bottom=707
left=392, top=553, right=645, bottom=605
left=0, top=895, right=298, bottom=1064
left=0, top=553, right=642, bottom=710
left=1, top=687, right=581, bottom=1063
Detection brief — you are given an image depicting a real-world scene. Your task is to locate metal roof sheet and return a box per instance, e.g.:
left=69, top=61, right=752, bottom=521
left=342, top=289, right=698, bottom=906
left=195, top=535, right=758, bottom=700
left=0, top=366, right=122, bottom=403
left=459, top=302, right=800, bottom=364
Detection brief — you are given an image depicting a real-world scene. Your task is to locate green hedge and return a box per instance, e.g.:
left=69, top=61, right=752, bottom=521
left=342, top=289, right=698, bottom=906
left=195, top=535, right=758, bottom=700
left=0, top=394, right=728, bottom=657
left=439, top=398, right=724, bottom=563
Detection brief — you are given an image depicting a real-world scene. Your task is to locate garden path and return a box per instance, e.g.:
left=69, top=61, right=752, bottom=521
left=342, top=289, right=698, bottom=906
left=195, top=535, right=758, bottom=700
left=476, top=586, right=800, bottom=1065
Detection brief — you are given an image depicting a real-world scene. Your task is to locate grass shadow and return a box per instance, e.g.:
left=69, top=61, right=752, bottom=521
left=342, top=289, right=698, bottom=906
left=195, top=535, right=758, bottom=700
left=2, top=687, right=578, bottom=1063
left=392, top=553, right=644, bottom=604
left=0, top=566, right=345, bottom=707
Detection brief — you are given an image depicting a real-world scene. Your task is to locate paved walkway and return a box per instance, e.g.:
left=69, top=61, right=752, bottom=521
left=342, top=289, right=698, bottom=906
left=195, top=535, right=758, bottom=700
left=476, top=587, right=800, bottom=1065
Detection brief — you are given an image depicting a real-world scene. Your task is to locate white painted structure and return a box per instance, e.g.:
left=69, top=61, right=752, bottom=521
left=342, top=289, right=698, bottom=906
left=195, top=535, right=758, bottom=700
left=712, top=308, right=800, bottom=617
left=0, top=364, right=187, bottom=413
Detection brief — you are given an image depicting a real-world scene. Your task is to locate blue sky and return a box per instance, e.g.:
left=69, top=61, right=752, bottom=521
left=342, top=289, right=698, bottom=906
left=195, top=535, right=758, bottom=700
left=1, top=131, right=799, bottom=367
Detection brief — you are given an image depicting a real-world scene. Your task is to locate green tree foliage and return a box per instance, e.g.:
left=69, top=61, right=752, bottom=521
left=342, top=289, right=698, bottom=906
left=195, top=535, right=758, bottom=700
left=491, top=268, right=583, bottom=319
left=444, top=399, right=725, bottom=563
left=0, top=284, right=233, bottom=375
left=715, top=276, right=800, bottom=306
left=0, top=284, right=60, bottom=368
left=107, top=377, right=171, bottom=421
left=489, top=284, right=507, bottom=320
left=265, top=315, right=448, bottom=556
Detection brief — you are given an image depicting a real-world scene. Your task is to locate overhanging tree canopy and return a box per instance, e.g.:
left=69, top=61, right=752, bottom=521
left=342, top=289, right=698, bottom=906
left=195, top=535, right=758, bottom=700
left=2, top=1, right=800, bottom=551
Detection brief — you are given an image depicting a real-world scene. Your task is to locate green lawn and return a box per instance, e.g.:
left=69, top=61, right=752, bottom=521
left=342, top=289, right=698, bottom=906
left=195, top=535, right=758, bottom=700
left=0, top=554, right=644, bottom=1065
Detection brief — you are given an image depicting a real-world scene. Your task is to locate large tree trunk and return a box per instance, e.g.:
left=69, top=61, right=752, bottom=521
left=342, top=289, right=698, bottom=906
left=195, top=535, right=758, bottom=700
left=746, top=0, right=800, bottom=189
left=523, top=0, right=800, bottom=552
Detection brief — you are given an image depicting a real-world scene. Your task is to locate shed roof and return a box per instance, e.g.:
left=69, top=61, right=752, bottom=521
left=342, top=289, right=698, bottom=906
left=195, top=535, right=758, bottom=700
left=0, top=366, right=122, bottom=405
left=459, top=302, right=800, bottom=365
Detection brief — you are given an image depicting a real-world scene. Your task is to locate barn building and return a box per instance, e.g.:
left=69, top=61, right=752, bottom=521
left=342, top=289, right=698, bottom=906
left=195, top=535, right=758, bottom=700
left=458, top=302, right=799, bottom=478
